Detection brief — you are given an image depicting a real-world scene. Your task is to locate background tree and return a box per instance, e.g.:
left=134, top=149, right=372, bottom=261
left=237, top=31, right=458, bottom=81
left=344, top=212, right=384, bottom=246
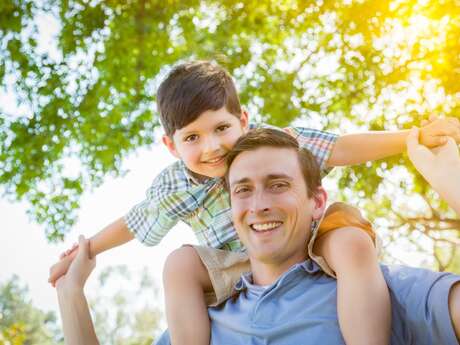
left=88, top=265, right=163, bottom=345
left=0, top=276, right=62, bottom=345
left=1, top=0, right=459, bottom=270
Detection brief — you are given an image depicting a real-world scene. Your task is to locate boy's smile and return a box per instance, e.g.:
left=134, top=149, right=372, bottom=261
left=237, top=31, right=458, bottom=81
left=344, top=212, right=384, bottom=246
left=163, top=107, right=249, bottom=178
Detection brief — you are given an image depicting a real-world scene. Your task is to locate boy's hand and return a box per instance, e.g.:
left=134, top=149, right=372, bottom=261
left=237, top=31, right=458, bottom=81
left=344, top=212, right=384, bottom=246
left=419, top=116, right=460, bottom=148
left=49, top=248, right=78, bottom=287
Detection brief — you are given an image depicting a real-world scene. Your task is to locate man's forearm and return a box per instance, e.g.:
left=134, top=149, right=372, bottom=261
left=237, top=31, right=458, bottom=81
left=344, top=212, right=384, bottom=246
left=57, top=287, right=99, bottom=345
left=328, top=130, right=409, bottom=167
left=426, top=164, right=460, bottom=215
left=89, top=217, right=134, bottom=257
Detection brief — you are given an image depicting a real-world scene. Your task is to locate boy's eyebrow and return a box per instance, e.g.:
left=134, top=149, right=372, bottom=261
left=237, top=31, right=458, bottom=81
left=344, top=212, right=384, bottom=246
left=179, top=121, right=230, bottom=137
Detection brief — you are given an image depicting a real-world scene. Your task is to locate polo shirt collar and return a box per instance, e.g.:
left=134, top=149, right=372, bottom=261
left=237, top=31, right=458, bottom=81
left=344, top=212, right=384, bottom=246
left=234, top=260, right=323, bottom=292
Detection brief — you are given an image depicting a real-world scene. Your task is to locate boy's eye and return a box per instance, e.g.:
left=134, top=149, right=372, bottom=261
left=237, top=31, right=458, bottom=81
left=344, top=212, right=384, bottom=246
left=216, top=124, right=230, bottom=132
left=184, top=134, right=198, bottom=142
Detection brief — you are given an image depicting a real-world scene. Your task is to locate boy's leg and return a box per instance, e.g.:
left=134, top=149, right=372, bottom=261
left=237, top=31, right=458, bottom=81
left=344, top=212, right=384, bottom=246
left=314, top=227, right=391, bottom=345
left=163, top=246, right=213, bottom=345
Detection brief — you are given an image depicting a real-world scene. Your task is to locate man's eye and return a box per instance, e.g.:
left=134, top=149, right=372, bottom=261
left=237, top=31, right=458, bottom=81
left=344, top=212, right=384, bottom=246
left=271, top=182, right=288, bottom=190
left=234, top=186, right=250, bottom=194
left=216, top=124, right=230, bottom=132
left=184, top=134, right=198, bottom=142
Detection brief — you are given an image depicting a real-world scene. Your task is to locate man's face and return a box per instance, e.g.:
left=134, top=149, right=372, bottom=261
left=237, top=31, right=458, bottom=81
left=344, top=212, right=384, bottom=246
left=228, top=147, right=326, bottom=266
left=163, top=107, right=248, bottom=178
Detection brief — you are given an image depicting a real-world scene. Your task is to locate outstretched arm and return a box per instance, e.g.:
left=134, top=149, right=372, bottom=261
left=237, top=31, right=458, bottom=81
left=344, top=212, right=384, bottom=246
left=56, top=235, right=99, bottom=345
left=406, top=127, right=460, bottom=215
left=328, top=117, right=460, bottom=167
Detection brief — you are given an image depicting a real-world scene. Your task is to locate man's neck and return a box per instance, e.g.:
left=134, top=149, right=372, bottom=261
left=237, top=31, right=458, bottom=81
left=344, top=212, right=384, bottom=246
left=250, top=253, right=307, bottom=286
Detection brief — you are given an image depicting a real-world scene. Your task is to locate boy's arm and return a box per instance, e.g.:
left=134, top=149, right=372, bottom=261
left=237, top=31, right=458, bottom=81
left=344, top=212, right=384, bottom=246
left=327, top=117, right=460, bottom=167
left=88, top=217, right=134, bottom=257
left=49, top=217, right=134, bottom=284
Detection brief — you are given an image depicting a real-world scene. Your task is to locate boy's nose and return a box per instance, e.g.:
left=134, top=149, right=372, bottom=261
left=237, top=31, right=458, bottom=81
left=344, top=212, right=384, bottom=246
left=203, top=135, right=221, bottom=152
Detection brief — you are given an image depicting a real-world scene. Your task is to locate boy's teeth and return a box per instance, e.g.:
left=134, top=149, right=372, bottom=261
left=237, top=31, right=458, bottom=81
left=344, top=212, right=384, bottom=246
left=252, top=222, right=282, bottom=231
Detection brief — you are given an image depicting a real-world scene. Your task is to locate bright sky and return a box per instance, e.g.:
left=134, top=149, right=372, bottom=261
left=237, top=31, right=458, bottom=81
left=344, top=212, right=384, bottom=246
left=0, top=145, right=197, bottom=315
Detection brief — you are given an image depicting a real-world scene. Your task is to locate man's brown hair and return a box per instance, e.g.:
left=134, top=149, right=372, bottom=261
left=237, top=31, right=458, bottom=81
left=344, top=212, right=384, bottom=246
left=157, top=60, right=242, bottom=137
left=225, top=128, right=322, bottom=197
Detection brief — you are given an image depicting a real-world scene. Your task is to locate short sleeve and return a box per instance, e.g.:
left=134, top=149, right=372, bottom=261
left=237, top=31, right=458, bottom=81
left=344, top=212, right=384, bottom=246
left=124, top=162, right=192, bottom=246
left=382, top=265, right=460, bottom=345
left=284, top=127, right=338, bottom=177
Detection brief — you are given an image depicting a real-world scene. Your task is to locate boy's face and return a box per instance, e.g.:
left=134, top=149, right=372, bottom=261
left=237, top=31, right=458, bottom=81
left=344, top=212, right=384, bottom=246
left=163, top=107, right=249, bottom=178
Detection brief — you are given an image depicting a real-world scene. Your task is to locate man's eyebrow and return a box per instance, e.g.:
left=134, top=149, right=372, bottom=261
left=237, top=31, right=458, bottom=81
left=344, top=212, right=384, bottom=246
left=230, top=174, right=293, bottom=187
left=230, top=177, right=251, bottom=187
left=266, top=173, right=293, bottom=181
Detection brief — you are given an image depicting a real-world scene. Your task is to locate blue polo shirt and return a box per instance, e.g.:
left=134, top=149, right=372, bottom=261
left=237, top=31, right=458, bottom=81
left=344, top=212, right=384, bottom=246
left=156, top=261, right=460, bottom=345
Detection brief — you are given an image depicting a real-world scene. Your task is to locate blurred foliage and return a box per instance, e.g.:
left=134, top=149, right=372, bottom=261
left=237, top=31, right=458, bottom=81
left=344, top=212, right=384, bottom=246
left=0, top=267, right=163, bottom=345
left=88, top=265, right=163, bottom=345
left=0, top=276, right=62, bottom=345
left=0, top=0, right=459, bottom=269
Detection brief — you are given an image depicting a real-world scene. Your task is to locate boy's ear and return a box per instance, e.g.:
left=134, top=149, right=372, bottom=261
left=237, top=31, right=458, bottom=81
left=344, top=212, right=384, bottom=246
left=240, top=109, right=249, bottom=131
left=162, top=135, right=180, bottom=159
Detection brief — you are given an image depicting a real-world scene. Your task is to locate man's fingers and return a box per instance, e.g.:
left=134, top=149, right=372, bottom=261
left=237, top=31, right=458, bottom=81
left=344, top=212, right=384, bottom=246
left=77, top=235, right=89, bottom=258
left=406, top=127, right=420, bottom=150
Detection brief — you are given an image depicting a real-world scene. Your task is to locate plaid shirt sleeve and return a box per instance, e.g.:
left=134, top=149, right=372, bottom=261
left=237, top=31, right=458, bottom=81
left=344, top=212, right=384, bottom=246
left=283, top=127, right=338, bottom=177
left=124, top=163, right=190, bottom=246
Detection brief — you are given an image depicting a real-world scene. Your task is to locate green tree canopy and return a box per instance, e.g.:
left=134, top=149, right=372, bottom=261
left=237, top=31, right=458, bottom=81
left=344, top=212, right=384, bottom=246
left=1, top=0, right=459, bottom=269
left=0, top=276, right=61, bottom=345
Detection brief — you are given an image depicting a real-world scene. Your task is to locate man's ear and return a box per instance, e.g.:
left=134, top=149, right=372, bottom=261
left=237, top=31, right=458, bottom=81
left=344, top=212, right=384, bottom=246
left=311, top=187, right=328, bottom=220
left=240, top=109, right=249, bottom=132
left=162, top=135, right=180, bottom=159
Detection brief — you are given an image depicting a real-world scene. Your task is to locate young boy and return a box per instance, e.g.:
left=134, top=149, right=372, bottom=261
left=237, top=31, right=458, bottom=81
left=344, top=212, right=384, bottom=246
left=49, top=61, right=460, bottom=345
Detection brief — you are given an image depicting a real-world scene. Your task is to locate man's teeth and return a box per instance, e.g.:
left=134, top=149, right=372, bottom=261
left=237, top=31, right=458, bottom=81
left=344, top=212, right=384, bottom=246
left=251, top=222, right=282, bottom=231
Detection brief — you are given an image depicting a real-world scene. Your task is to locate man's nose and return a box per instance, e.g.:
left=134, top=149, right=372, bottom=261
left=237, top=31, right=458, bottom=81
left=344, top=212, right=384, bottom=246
left=249, top=191, right=271, bottom=214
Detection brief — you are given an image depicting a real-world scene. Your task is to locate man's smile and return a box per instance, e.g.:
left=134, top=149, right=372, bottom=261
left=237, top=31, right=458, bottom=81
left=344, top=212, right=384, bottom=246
left=250, top=221, right=283, bottom=232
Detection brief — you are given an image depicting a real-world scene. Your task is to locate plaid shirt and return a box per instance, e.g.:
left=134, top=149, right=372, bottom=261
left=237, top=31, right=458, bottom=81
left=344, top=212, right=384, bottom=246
left=124, top=124, right=338, bottom=251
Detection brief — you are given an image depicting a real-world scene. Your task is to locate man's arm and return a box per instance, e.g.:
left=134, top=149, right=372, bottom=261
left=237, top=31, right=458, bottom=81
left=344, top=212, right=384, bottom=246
left=406, top=127, right=460, bottom=215
left=56, top=235, right=99, bottom=345
left=327, top=117, right=460, bottom=167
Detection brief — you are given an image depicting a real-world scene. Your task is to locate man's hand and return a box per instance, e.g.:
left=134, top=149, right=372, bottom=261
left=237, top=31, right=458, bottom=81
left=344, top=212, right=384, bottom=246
left=407, top=127, right=460, bottom=215
left=55, top=235, right=96, bottom=292
left=419, top=116, right=460, bottom=148
left=407, top=127, right=460, bottom=181
left=49, top=252, right=77, bottom=287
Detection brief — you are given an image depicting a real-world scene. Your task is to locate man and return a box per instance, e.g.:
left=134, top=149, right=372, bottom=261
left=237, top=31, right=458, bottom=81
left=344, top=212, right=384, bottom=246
left=57, top=128, right=460, bottom=345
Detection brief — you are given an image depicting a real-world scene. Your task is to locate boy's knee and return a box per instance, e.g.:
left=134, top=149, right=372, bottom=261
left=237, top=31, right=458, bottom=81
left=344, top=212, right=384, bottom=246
left=449, top=282, right=460, bottom=342
left=163, top=246, right=207, bottom=285
left=319, top=227, right=377, bottom=270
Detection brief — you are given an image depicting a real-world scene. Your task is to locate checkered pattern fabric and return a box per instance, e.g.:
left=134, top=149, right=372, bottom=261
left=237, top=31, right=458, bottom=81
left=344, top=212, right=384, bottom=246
left=124, top=124, right=338, bottom=251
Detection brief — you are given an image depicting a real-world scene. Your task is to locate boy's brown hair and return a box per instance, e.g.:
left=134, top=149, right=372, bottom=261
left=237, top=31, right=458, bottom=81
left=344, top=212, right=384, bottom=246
left=225, top=128, right=322, bottom=197
left=157, top=60, right=242, bottom=137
